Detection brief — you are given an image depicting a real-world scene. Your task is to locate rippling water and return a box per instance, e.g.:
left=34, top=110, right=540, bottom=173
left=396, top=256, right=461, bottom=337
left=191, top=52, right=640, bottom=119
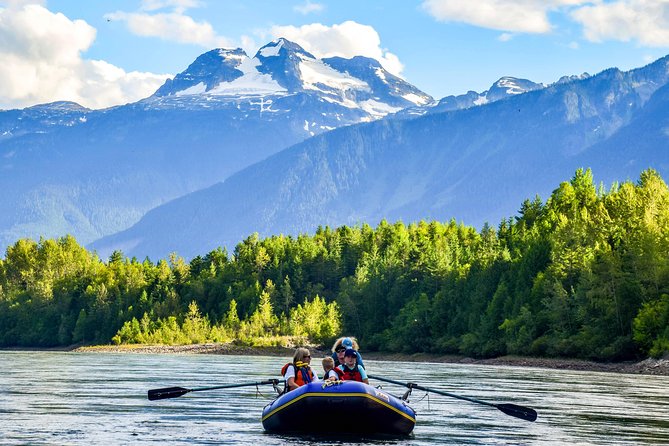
left=1, top=351, right=668, bottom=445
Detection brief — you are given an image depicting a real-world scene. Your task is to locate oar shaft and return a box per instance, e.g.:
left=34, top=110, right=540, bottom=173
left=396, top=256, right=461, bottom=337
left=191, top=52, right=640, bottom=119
left=148, top=379, right=283, bottom=401
left=369, top=374, right=537, bottom=422
left=411, top=383, right=495, bottom=408
left=189, top=380, right=279, bottom=392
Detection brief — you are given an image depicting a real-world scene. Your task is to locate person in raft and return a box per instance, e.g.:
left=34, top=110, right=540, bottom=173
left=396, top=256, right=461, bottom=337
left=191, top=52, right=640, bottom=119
left=322, top=356, right=343, bottom=381
left=282, top=347, right=320, bottom=391
left=338, top=348, right=369, bottom=384
left=331, top=336, right=365, bottom=369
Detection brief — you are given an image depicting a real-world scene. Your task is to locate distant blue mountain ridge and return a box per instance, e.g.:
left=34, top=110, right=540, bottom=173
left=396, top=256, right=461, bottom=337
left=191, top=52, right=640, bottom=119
left=90, top=55, right=669, bottom=260
left=0, top=38, right=438, bottom=252
left=3, top=39, right=665, bottom=261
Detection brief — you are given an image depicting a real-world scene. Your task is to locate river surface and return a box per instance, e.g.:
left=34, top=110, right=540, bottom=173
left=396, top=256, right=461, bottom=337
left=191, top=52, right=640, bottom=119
left=1, top=351, right=668, bottom=445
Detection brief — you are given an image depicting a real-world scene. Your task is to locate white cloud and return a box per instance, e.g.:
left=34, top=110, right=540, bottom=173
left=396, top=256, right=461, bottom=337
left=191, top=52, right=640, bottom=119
left=498, top=32, right=514, bottom=42
left=105, top=10, right=234, bottom=48
left=421, top=0, right=588, bottom=33
left=422, top=0, right=669, bottom=48
left=140, top=0, right=202, bottom=12
left=270, top=21, right=404, bottom=75
left=571, top=0, right=669, bottom=47
left=0, top=3, right=168, bottom=109
left=293, top=1, right=325, bottom=15
left=0, top=0, right=45, bottom=7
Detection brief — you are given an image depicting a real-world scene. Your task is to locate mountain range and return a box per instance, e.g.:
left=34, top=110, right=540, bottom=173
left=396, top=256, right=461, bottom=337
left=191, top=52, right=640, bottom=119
left=0, top=38, right=432, bottom=251
left=2, top=39, right=667, bottom=260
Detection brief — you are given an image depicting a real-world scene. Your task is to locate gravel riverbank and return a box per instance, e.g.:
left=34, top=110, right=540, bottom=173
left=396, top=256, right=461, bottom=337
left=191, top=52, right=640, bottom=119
left=71, top=343, right=669, bottom=376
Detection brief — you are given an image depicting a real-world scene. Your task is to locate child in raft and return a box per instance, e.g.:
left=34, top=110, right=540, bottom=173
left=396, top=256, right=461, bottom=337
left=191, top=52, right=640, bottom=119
left=322, top=356, right=342, bottom=381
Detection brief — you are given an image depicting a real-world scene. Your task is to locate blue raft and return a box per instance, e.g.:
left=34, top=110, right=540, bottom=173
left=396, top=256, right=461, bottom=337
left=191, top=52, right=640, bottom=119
left=261, top=380, right=416, bottom=436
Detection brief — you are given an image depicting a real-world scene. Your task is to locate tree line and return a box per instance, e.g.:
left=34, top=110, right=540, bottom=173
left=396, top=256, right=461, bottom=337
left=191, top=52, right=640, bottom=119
left=1, top=168, right=668, bottom=360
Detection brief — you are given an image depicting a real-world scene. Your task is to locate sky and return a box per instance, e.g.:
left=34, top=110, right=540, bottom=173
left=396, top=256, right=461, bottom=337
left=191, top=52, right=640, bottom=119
left=1, top=0, right=669, bottom=110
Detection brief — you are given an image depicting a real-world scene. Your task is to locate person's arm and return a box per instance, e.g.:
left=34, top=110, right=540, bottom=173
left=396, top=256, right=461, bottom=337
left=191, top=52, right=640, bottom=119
left=310, top=367, right=320, bottom=381
left=283, top=364, right=298, bottom=390
left=358, top=364, right=369, bottom=384
left=356, top=351, right=365, bottom=369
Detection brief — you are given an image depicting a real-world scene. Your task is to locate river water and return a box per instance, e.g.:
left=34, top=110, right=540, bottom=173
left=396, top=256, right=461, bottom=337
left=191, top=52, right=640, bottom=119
left=1, top=351, right=668, bottom=445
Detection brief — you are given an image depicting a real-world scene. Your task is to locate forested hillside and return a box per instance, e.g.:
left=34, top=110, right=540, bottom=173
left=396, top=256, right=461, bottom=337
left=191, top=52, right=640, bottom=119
left=1, top=169, right=668, bottom=361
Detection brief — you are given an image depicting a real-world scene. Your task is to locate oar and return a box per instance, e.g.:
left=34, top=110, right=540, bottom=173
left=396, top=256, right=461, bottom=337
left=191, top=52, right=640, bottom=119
left=148, top=379, right=282, bottom=401
left=369, top=374, right=537, bottom=422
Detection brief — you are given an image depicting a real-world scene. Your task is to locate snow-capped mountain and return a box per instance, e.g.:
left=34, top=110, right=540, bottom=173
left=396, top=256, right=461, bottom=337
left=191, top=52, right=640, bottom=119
left=90, top=55, right=669, bottom=260
left=393, top=76, right=544, bottom=118
left=430, top=76, right=544, bottom=113
left=0, top=39, right=433, bottom=252
left=556, top=72, right=591, bottom=84
left=149, top=38, right=432, bottom=119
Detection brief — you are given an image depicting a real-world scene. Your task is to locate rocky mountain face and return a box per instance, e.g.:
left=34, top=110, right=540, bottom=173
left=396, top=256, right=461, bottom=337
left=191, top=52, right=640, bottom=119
left=0, top=39, right=432, bottom=251
left=392, top=76, right=545, bottom=119
left=90, top=56, right=669, bottom=260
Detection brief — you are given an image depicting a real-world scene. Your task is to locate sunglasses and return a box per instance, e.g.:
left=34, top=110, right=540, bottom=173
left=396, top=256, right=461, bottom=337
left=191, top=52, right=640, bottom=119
left=336, top=348, right=346, bottom=353
left=304, top=355, right=311, bottom=358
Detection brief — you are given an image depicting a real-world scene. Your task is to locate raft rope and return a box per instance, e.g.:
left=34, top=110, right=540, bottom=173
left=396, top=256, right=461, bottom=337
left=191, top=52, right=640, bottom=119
left=254, top=382, right=283, bottom=400
left=253, top=385, right=274, bottom=399
left=401, top=386, right=430, bottom=406
left=409, top=391, right=430, bottom=408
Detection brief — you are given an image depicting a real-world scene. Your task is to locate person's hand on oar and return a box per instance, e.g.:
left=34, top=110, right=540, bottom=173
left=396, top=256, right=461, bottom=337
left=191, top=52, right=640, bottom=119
left=148, top=379, right=283, bottom=401
left=368, top=375, right=537, bottom=422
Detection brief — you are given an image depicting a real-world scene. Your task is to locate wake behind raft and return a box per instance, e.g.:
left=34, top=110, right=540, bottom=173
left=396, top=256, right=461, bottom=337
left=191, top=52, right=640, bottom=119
left=261, top=380, right=416, bottom=435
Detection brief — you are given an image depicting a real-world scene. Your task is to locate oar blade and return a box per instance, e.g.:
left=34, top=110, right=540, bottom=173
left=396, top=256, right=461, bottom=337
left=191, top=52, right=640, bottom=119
left=496, top=403, right=537, bottom=422
left=148, top=386, right=191, bottom=401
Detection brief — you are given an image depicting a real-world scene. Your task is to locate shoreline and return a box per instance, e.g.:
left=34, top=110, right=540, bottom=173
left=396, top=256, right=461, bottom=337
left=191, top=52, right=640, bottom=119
left=62, top=343, right=669, bottom=376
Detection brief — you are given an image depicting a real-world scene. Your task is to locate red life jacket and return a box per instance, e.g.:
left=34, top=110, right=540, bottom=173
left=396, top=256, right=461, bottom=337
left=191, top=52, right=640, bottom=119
left=324, top=368, right=344, bottom=380
left=340, top=364, right=363, bottom=382
left=281, top=362, right=315, bottom=386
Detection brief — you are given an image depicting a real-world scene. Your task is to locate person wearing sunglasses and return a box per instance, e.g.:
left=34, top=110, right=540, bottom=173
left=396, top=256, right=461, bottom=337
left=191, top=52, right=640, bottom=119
left=330, top=336, right=365, bottom=369
left=281, top=347, right=320, bottom=391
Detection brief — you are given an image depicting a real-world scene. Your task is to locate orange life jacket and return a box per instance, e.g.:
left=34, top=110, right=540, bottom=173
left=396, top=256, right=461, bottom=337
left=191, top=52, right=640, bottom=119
left=281, top=362, right=315, bottom=386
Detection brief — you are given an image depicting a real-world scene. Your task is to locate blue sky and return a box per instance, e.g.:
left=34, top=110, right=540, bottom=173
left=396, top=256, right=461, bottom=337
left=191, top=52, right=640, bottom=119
left=1, top=0, right=668, bottom=109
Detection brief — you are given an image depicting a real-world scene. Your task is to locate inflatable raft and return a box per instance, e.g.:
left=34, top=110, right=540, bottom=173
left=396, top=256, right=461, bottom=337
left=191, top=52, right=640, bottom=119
left=261, top=380, right=416, bottom=436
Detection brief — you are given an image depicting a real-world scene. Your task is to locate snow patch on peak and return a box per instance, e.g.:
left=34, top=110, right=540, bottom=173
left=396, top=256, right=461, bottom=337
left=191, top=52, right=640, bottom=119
left=176, top=82, right=207, bottom=96
left=299, top=59, right=369, bottom=93
left=208, top=57, right=286, bottom=96
left=556, top=73, right=591, bottom=85
left=474, top=95, right=488, bottom=106
left=256, top=38, right=315, bottom=60
left=485, top=77, right=544, bottom=102
left=497, top=77, right=528, bottom=95
left=403, top=92, right=431, bottom=106
left=218, top=48, right=246, bottom=61
left=359, top=99, right=402, bottom=117
left=375, top=67, right=387, bottom=81
left=259, top=42, right=282, bottom=58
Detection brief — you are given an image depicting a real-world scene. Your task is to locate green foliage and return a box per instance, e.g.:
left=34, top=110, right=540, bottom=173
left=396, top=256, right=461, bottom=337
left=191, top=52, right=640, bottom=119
left=2, top=169, right=669, bottom=361
left=633, top=294, right=669, bottom=358
left=239, top=282, right=279, bottom=340
left=288, top=295, right=341, bottom=344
